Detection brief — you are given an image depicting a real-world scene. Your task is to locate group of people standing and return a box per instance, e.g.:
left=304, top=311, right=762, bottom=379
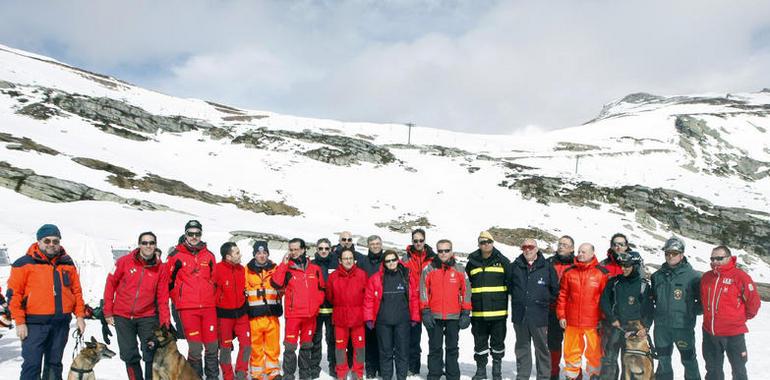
left=2, top=222, right=762, bottom=380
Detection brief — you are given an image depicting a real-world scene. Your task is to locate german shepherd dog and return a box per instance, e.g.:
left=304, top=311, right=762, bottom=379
left=67, top=336, right=116, bottom=380
left=622, top=320, right=655, bottom=380
left=148, top=325, right=200, bottom=380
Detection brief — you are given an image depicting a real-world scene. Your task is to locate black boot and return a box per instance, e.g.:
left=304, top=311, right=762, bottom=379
left=491, top=359, right=502, bottom=380
left=126, top=362, right=143, bottom=380
left=472, top=359, right=487, bottom=380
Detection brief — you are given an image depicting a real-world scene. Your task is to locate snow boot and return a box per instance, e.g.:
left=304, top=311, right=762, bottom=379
left=491, top=358, right=502, bottom=380
left=472, top=359, right=487, bottom=380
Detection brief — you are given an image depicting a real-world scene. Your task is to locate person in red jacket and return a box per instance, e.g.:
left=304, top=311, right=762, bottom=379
left=326, top=248, right=368, bottom=379
left=556, top=243, right=609, bottom=380
left=214, top=242, right=250, bottom=380
left=364, top=250, right=420, bottom=380
left=401, top=228, right=436, bottom=375
left=271, top=238, right=325, bottom=380
left=701, top=245, right=761, bottom=380
left=104, top=231, right=169, bottom=380
left=420, top=239, right=472, bottom=380
left=163, top=220, right=219, bottom=379
left=8, top=224, right=86, bottom=380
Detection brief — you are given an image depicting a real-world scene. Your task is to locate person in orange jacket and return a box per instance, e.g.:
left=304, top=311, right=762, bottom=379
left=246, top=241, right=283, bottom=380
left=214, top=242, right=250, bottom=380
left=556, top=243, right=609, bottom=380
left=7, top=224, right=86, bottom=380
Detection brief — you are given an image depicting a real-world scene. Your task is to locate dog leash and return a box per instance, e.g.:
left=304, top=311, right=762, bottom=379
left=71, top=329, right=84, bottom=360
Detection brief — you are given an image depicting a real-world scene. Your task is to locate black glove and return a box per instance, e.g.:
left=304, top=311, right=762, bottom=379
left=458, top=310, right=471, bottom=329
left=422, top=309, right=435, bottom=330
left=101, top=319, right=113, bottom=345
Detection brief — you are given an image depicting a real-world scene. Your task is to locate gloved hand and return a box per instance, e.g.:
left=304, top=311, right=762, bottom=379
left=101, top=319, right=113, bottom=345
left=421, top=309, right=435, bottom=330
left=458, top=310, right=471, bottom=329
left=366, top=321, right=375, bottom=330
left=410, top=320, right=419, bottom=327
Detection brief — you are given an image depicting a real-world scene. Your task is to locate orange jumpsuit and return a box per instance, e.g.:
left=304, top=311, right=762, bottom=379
left=245, top=260, right=283, bottom=380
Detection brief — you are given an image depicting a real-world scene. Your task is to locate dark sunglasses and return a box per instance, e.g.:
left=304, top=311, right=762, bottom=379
left=437, top=249, right=451, bottom=254
left=341, top=238, right=353, bottom=242
left=42, top=238, right=60, bottom=245
left=186, top=232, right=202, bottom=237
left=521, top=245, right=536, bottom=250
left=140, top=241, right=157, bottom=246
left=478, top=240, right=493, bottom=245
left=612, top=242, right=627, bottom=247
left=413, top=239, right=425, bottom=243
left=710, top=256, right=728, bottom=262
left=384, top=258, right=398, bottom=264
left=318, top=247, right=331, bottom=251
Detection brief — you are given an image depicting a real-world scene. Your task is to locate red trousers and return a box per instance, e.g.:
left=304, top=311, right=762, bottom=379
left=179, top=308, right=218, bottom=343
left=284, top=317, right=317, bottom=345
left=335, top=325, right=365, bottom=379
left=218, top=314, right=250, bottom=380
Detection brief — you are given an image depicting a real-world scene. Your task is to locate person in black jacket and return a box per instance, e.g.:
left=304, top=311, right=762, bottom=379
left=466, top=231, right=511, bottom=380
left=599, top=253, right=653, bottom=380
left=310, top=238, right=336, bottom=378
left=509, top=239, right=559, bottom=380
left=331, top=231, right=365, bottom=267
left=547, top=235, right=575, bottom=380
left=360, top=235, right=386, bottom=378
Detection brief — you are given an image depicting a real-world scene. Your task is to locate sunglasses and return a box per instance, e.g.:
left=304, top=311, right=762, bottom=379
left=437, top=249, right=451, bottom=254
left=710, top=256, right=728, bottom=262
left=521, top=245, right=536, bottom=250
left=612, top=242, right=627, bottom=247
left=413, top=239, right=425, bottom=243
left=341, top=238, right=353, bottom=242
left=42, top=238, right=60, bottom=245
left=186, top=232, right=202, bottom=237
left=318, top=247, right=331, bottom=251
left=140, top=241, right=157, bottom=246
left=478, top=240, right=494, bottom=245
left=384, top=258, right=398, bottom=264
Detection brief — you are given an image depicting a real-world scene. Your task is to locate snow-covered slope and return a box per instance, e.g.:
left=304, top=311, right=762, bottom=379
left=0, top=43, right=768, bottom=379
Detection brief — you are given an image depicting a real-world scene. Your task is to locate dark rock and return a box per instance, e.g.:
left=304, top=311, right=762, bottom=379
left=0, top=132, right=60, bottom=155
left=16, top=102, right=64, bottom=120
left=487, top=227, right=559, bottom=253
left=554, top=142, right=602, bottom=152
left=93, top=123, right=150, bottom=141
left=203, top=126, right=234, bottom=140
left=375, top=215, right=434, bottom=233
left=72, top=157, right=136, bottom=177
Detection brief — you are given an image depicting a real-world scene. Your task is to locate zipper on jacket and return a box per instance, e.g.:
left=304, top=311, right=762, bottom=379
left=710, top=272, right=721, bottom=335
left=129, top=267, right=146, bottom=318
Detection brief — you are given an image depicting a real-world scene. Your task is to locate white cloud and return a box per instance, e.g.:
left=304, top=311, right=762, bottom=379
left=1, top=0, right=769, bottom=133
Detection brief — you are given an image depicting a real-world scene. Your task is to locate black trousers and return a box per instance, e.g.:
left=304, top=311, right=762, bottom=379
left=427, top=319, right=460, bottom=380
left=599, top=326, right=624, bottom=380
left=377, top=321, right=410, bottom=380
left=365, top=323, right=380, bottom=376
left=311, top=314, right=335, bottom=376
left=513, top=323, right=550, bottom=380
left=703, top=332, right=748, bottom=380
left=408, top=322, right=422, bottom=373
left=471, top=318, right=507, bottom=364
left=546, top=311, right=563, bottom=351
left=115, top=316, right=159, bottom=364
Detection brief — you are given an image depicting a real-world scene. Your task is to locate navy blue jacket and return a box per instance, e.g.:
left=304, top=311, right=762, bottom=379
left=508, top=252, right=559, bottom=327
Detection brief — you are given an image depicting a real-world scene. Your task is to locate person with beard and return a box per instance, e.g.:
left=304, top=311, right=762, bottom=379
left=326, top=248, right=368, bottom=380
left=214, top=242, right=250, bottom=380
left=310, top=238, right=337, bottom=378
left=598, top=253, right=654, bottom=380
left=420, top=239, right=472, bottom=380
left=246, top=241, right=283, bottom=380
left=272, top=238, right=326, bottom=380
left=402, top=228, right=436, bottom=375
left=364, top=250, right=420, bottom=380
left=650, top=237, right=702, bottom=380
left=163, top=220, right=219, bottom=379
left=358, top=235, right=385, bottom=378
left=701, top=245, right=761, bottom=380
left=8, top=224, right=86, bottom=380
left=466, top=231, right=510, bottom=380
left=547, top=235, right=575, bottom=380
left=556, top=243, right=609, bottom=380
left=104, top=231, right=169, bottom=380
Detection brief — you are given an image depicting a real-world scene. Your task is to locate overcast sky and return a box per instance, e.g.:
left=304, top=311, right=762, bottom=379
left=2, top=1, right=769, bottom=133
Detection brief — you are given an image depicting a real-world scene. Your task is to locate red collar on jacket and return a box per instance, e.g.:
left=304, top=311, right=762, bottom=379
left=574, top=256, right=599, bottom=269
left=132, top=249, right=161, bottom=266
left=711, top=256, right=738, bottom=274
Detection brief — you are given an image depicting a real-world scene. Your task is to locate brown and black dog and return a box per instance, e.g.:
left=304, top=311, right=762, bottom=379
left=148, top=325, right=200, bottom=380
left=622, top=320, right=655, bottom=380
left=67, top=336, right=116, bottom=380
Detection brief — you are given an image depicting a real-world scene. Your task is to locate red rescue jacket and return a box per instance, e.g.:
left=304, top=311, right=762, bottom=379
left=103, top=249, right=168, bottom=323
left=556, top=256, right=609, bottom=328
left=419, top=257, right=472, bottom=320
left=363, top=263, right=420, bottom=323
left=214, top=261, right=247, bottom=318
left=701, top=256, right=761, bottom=336
left=326, top=264, right=367, bottom=327
left=164, top=243, right=217, bottom=310
left=271, top=256, right=325, bottom=319
left=402, top=245, right=435, bottom=320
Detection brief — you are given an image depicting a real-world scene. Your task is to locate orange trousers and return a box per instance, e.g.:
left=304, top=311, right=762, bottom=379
left=250, top=316, right=281, bottom=379
left=563, top=326, right=602, bottom=378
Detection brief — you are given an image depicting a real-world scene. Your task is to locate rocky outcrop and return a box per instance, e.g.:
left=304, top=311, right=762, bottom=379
left=502, top=173, right=770, bottom=257
left=0, top=132, right=60, bottom=155
left=375, top=214, right=434, bottom=233
left=0, top=161, right=167, bottom=210
left=71, top=157, right=136, bottom=177
left=487, top=227, right=558, bottom=253
left=554, top=142, right=602, bottom=152
left=16, top=102, right=65, bottom=120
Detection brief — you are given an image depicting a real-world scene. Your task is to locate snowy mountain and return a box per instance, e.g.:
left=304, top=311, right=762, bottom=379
left=0, top=43, right=769, bottom=379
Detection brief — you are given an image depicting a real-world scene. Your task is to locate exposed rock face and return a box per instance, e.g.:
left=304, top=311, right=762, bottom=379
left=487, top=227, right=558, bottom=253
left=93, top=123, right=150, bottom=141
left=554, top=142, right=602, bottom=152
left=502, top=173, right=770, bottom=257
left=0, top=161, right=167, bottom=210
left=16, top=102, right=65, bottom=120
left=376, top=215, right=434, bottom=233
left=71, top=157, right=136, bottom=177
left=0, top=132, right=60, bottom=155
